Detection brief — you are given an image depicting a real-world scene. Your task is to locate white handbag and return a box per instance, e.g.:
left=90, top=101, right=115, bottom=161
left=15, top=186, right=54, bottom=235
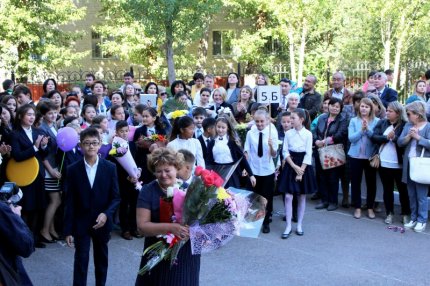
left=409, top=148, right=430, bottom=184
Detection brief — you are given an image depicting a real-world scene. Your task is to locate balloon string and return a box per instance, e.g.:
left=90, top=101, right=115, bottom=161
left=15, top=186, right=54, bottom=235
left=57, top=152, right=65, bottom=187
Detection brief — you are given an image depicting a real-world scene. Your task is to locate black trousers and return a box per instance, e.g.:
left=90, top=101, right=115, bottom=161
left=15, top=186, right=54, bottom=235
left=119, top=186, right=138, bottom=233
left=254, top=174, right=275, bottom=225
left=349, top=158, right=377, bottom=209
left=379, top=167, right=411, bottom=215
left=73, top=230, right=110, bottom=286
left=315, top=156, right=342, bottom=205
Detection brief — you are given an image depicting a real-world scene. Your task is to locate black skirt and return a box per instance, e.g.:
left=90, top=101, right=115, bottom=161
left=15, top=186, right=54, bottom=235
left=135, top=239, right=200, bottom=286
left=278, top=151, right=317, bottom=195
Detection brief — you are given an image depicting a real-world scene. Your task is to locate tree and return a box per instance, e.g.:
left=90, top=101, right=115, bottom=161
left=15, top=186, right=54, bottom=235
left=98, top=0, right=223, bottom=84
left=0, top=0, right=86, bottom=82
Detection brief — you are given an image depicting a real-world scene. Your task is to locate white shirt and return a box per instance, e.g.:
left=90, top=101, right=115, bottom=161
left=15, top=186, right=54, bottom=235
left=167, top=137, right=205, bottom=168
left=213, top=135, right=233, bottom=164
left=84, top=157, right=99, bottom=188
left=202, top=134, right=211, bottom=147
left=195, top=127, right=204, bottom=139
left=244, top=125, right=278, bottom=176
left=380, top=125, right=401, bottom=169
left=282, top=127, right=313, bottom=165
left=23, top=126, right=39, bottom=152
left=332, top=88, right=344, bottom=100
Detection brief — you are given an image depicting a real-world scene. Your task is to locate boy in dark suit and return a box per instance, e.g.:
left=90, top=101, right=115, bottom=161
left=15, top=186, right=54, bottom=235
left=64, top=127, right=120, bottom=286
left=197, top=117, right=216, bottom=165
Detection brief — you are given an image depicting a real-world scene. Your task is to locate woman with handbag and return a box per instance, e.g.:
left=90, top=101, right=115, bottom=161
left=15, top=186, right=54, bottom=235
left=313, top=98, right=348, bottom=211
left=398, top=101, right=430, bottom=232
left=371, top=102, right=410, bottom=225
left=348, top=98, right=380, bottom=219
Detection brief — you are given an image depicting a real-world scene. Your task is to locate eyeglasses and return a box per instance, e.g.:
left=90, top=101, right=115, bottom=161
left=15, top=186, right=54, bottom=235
left=82, top=141, right=100, bottom=147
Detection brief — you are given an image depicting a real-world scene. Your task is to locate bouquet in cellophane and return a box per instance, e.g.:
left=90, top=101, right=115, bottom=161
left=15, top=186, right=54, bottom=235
left=138, top=181, right=187, bottom=275
left=138, top=166, right=267, bottom=275
left=109, top=136, right=142, bottom=190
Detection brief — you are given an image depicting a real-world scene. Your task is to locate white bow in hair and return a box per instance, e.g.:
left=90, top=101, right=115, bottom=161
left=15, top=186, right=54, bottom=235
left=217, top=106, right=232, bottom=115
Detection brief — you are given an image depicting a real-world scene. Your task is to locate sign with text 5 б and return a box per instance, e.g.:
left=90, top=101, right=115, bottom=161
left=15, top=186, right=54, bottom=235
left=257, top=86, right=281, bottom=104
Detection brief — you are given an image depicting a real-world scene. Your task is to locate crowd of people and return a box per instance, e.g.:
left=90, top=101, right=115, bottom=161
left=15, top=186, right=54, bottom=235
left=1, top=68, right=430, bottom=285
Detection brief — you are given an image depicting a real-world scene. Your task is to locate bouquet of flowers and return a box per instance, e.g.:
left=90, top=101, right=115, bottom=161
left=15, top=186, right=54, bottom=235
left=109, top=136, right=141, bottom=189
left=162, top=98, right=189, bottom=120
left=138, top=182, right=187, bottom=275
left=166, top=110, right=189, bottom=120
left=139, top=166, right=267, bottom=275
left=142, top=134, right=167, bottom=143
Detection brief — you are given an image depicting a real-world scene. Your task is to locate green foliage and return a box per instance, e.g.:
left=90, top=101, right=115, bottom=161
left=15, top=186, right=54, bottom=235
left=0, top=0, right=87, bottom=81
left=97, top=0, right=223, bottom=81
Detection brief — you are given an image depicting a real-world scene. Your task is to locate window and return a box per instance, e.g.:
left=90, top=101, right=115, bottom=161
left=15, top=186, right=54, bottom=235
left=264, top=37, right=283, bottom=54
left=212, top=30, right=234, bottom=56
left=91, top=31, right=114, bottom=59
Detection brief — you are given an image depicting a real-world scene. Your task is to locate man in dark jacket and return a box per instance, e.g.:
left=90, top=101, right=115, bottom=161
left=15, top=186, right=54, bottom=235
left=0, top=201, right=34, bottom=286
left=299, top=75, right=322, bottom=121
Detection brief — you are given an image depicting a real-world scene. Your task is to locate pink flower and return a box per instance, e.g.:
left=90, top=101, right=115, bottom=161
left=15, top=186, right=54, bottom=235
left=195, top=166, right=204, bottom=176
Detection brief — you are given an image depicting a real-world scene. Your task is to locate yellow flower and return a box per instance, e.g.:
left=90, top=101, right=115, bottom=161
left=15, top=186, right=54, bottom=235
left=109, top=148, right=117, bottom=156
left=171, top=110, right=188, bottom=119
left=217, top=187, right=231, bottom=200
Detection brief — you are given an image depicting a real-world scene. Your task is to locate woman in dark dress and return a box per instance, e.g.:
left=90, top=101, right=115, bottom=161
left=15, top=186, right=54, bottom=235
left=10, top=104, right=49, bottom=248
left=135, top=147, right=200, bottom=286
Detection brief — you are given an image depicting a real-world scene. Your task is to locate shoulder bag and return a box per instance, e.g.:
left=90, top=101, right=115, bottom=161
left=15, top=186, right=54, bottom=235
left=410, top=148, right=430, bottom=184
left=318, top=121, right=346, bottom=170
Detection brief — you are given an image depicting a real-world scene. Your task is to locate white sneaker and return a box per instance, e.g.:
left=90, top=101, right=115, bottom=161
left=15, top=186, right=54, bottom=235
left=404, top=220, right=417, bottom=229
left=384, top=214, right=393, bottom=225
left=414, top=222, right=426, bottom=233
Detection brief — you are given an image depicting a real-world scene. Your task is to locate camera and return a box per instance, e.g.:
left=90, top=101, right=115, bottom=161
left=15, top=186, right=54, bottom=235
left=0, top=182, right=23, bottom=205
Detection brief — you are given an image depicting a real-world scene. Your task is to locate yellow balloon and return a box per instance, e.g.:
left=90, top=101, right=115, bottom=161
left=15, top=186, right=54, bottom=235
left=6, top=158, right=39, bottom=187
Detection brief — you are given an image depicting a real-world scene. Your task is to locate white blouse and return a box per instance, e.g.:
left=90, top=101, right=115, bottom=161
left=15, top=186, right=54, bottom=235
left=380, top=125, right=401, bottom=169
left=213, top=135, right=233, bottom=164
left=244, top=125, right=278, bottom=176
left=167, top=137, right=205, bottom=168
left=282, top=127, right=313, bottom=165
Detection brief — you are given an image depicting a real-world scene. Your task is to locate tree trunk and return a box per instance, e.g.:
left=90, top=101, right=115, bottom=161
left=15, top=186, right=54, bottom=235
left=165, top=21, right=176, bottom=85
left=392, top=14, right=406, bottom=90
left=297, top=20, right=307, bottom=87
left=17, top=42, right=29, bottom=83
left=382, top=20, right=391, bottom=71
left=197, top=25, right=209, bottom=70
left=288, top=26, right=296, bottom=82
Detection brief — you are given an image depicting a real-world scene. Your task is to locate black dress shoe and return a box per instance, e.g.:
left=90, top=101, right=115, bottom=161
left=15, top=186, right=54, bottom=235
left=262, top=225, right=270, bottom=234
left=315, top=203, right=329, bottom=210
left=281, top=230, right=292, bottom=239
left=40, top=234, right=56, bottom=243
left=327, top=204, right=338, bottom=211
left=295, top=230, right=304, bottom=236
left=50, top=233, right=64, bottom=241
left=35, top=242, right=46, bottom=248
left=131, top=231, right=143, bottom=238
left=311, top=193, right=321, bottom=200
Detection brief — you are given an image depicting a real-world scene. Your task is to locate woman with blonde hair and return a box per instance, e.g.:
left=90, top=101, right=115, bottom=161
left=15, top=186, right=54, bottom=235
left=208, top=87, right=234, bottom=118
left=232, top=85, right=254, bottom=123
left=398, top=101, right=430, bottom=232
left=348, top=98, right=380, bottom=219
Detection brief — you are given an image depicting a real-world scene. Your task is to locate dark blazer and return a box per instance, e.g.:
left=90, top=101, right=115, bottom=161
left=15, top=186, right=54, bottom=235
left=197, top=135, right=211, bottom=161
left=0, top=202, right=34, bottom=286
left=379, top=87, right=398, bottom=108
left=10, top=127, right=49, bottom=211
left=39, top=122, right=58, bottom=168
left=371, top=119, right=406, bottom=163
left=64, top=158, right=120, bottom=237
left=206, top=139, right=254, bottom=176
left=312, top=113, right=349, bottom=148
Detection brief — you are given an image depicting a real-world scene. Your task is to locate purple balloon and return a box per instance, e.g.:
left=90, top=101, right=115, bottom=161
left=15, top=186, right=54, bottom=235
left=57, top=127, right=79, bottom=152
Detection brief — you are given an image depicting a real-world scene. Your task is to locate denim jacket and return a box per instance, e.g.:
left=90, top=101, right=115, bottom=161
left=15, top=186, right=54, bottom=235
left=347, top=116, right=379, bottom=159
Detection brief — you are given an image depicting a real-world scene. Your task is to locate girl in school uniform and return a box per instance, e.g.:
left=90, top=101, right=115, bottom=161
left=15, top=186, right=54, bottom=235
left=278, top=108, right=316, bottom=239
left=167, top=116, right=205, bottom=167
left=134, top=107, right=167, bottom=184
left=207, top=116, right=255, bottom=188
left=81, top=104, right=96, bottom=129
left=244, top=110, right=277, bottom=233
left=10, top=104, right=50, bottom=248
